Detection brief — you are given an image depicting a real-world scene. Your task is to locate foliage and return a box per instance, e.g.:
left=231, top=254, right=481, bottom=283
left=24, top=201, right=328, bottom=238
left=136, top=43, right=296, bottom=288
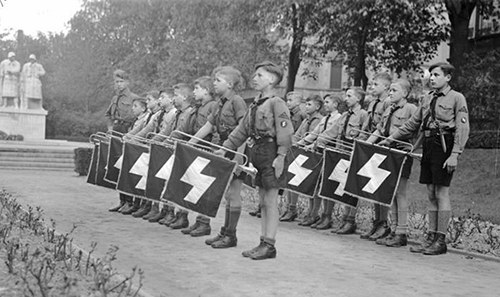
left=0, top=130, right=24, bottom=141
left=74, top=147, right=93, bottom=176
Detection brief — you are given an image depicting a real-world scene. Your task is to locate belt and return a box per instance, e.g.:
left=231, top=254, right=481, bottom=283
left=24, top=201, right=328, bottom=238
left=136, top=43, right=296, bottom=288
left=423, top=129, right=452, bottom=138
left=248, top=136, right=275, bottom=147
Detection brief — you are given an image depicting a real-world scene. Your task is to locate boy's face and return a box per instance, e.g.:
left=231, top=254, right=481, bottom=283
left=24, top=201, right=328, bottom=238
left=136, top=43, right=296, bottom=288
left=114, top=77, right=128, bottom=93
left=389, top=83, right=405, bottom=104
left=344, top=89, right=359, bottom=108
left=213, top=74, right=231, bottom=95
left=371, top=78, right=388, bottom=97
left=132, top=101, right=144, bottom=117
left=159, top=92, right=173, bottom=108
left=173, top=90, right=186, bottom=108
left=252, top=68, right=275, bottom=91
left=323, top=97, right=337, bottom=113
left=429, top=67, right=450, bottom=90
left=146, top=95, right=158, bottom=110
left=286, top=94, right=301, bottom=110
left=193, top=84, right=208, bottom=101
left=305, top=100, right=319, bottom=115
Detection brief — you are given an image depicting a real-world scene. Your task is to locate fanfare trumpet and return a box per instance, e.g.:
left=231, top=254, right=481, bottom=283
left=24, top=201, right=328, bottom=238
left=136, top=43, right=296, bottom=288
left=299, top=132, right=354, bottom=156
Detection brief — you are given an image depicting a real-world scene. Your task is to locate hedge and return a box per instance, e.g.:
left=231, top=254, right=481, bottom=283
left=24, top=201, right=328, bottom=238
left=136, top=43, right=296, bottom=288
left=74, top=147, right=93, bottom=176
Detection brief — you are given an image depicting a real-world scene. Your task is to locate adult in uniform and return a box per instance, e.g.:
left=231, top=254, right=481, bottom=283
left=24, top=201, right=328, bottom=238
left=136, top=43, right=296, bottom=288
left=381, top=63, right=469, bottom=255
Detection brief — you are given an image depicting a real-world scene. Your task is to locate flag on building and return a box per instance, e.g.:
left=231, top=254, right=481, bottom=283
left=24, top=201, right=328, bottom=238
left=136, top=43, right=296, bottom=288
left=318, top=148, right=358, bottom=207
left=145, top=143, right=174, bottom=201
left=162, top=142, right=237, bottom=218
left=344, top=141, right=407, bottom=206
left=94, top=141, right=116, bottom=190
left=116, top=142, right=150, bottom=197
left=285, top=146, right=323, bottom=197
left=104, top=136, right=123, bottom=184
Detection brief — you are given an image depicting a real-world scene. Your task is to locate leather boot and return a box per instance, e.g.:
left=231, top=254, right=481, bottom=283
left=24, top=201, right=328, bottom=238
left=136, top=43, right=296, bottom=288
left=132, top=201, right=151, bottom=218
left=170, top=212, right=189, bottom=229
left=311, top=214, right=326, bottom=229
left=336, top=221, right=356, bottom=235
left=159, top=206, right=175, bottom=225
left=360, top=220, right=382, bottom=239
left=242, top=239, right=265, bottom=257
left=249, top=206, right=261, bottom=217
left=315, top=215, right=333, bottom=230
left=142, top=204, right=159, bottom=220
left=109, top=200, right=125, bottom=212
left=164, top=210, right=180, bottom=227
left=181, top=219, right=200, bottom=235
left=118, top=202, right=133, bottom=214
left=280, top=209, right=298, bottom=222
left=211, top=229, right=237, bottom=248
left=250, top=242, right=277, bottom=260
left=297, top=215, right=310, bottom=226
left=368, top=221, right=391, bottom=241
left=385, top=233, right=408, bottom=247
left=205, top=227, right=225, bottom=245
left=301, top=215, right=320, bottom=227
left=148, top=206, right=167, bottom=223
left=190, top=221, right=211, bottom=237
left=423, top=233, right=447, bottom=255
left=122, top=199, right=141, bottom=215
left=410, top=232, right=436, bottom=253
left=376, top=232, right=395, bottom=245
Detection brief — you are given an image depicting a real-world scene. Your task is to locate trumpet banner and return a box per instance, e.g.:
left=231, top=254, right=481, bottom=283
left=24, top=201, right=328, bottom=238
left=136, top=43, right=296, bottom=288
left=94, top=141, right=116, bottom=190
left=104, top=136, right=123, bottom=184
left=116, top=142, right=150, bottom=197
left=162, top=142, right=237, bottom=218
left=285, top=146, right=323, bottom=197
left=86, top=144, right=99, bottom=185
left=318, top=148, right=358, bottom=207
left=344, top=141, right=407, bottom=206
left=145, top=143, right=174, bottom=201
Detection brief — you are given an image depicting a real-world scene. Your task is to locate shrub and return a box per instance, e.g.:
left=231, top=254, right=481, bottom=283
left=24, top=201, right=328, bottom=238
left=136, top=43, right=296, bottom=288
left=466, top=130, right=500, bottom=149
left=0, top=130, right=8, bottom=140
left=74, top=147, right=93, bottom=176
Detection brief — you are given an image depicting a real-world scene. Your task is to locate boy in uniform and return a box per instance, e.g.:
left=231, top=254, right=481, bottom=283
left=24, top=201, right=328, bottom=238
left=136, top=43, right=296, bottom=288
left=286, top=91, right=307, bottom=132
left=217, top=61, right=293, bottom=260
left=381, top=62, right=469, bottom=255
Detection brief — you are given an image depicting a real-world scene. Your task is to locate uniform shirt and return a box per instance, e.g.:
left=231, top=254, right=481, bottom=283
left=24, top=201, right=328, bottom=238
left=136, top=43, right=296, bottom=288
left=223, top=93, right=293, bottom=156
left=0, top=58, right=21, bottom=97
left=21, top=61, right=45, bottom=99
left=301, top=110, right=341, bottom=145
left=129, top=112, right=149, bottom=135
left=289, top=104, right=307, bottom=133
left=392, top=85, right=470, bottom=154
left=292, top=112, right=323, bottom=144
left=334, top=105, right=369, bottom=141
left=195, top=100, right=217, bottom=132
left=175, top=101, right=216, bottom=139
left=127, top=111, right=152, bottom=136
left=149, top=107, right=178, bottom=141
left=105, top=88, right=139, bottom=127
left=208, top=92, right=247, bottom=143
left=367, top=95, right=391, bottom=133
left=376, top=101, right=417, bottom=138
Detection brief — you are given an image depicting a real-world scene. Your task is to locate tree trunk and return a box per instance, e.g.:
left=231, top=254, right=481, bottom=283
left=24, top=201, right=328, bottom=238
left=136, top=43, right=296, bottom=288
left=286, top=3, right=304, bottom=94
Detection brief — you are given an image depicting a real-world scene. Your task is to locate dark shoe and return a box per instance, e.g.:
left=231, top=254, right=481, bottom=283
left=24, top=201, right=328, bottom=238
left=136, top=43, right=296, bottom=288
left=122, top=202, right=140, bottom=215
left=256, top=211, right=261, bottom=218
left=250, top=242, right=277, bottom=260
left=330, top=220, right=345, bottom=233
left=336, top=222, right=356, bottom=235
left=385, top=233, right=408, bottom=247
left=211, top=234, right=237, bottom=248
left=109, top=201, right=125, bottom=212
left=142, top=205, right=159, bottom=220
left=190, top=222, right=211, bottom=237
left=242, top=240, right=265, bottom=258
left=165, top=211, right=181, bottom=227
left=118, top=202, right=133, bottom=214
left=148, top=207, right=167, bottom=223
left=206, top=227, right=225, bottom=246
left=170, top=212, right=189, bottom=229
left=249, top=207, right=261, bottom=217
left=311, top=214, right=326, bottom=229
left=368, top=221, right=391, bottom=241
left=410, top=232, right=436, bottom=253
left=423, top=233, right=447, bottom=255
left=132, top=204, right=151, bottom=218
left=360, top=220, right=382, bottom=239
left=181, top=221, right=200, bottom=235
left=315, top=216, right=333, bottom=230
left=376, top=232, right=395, bottom=245
left=279, top=210, right=289, bottom=221
left=302, top=216, right=320, bottom=227
left=297, top=216, right=309, bottom=226
left=159, top=207, right=176, bottom=225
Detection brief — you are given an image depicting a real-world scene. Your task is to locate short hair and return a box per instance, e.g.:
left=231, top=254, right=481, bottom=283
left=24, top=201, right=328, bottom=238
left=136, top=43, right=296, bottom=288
left=159, top=88, right=175, bottom=98
left=286, top=91, right=305, bottom=102
left=173, top=83, right=194, bottom=103
left=113, top=69, right=129, bottom=80
left=133, top=97, right=148, bottom=110
left=373, top=72, right=392, bottom=85
left=306, top=94, right=324, bottom=110
left=429, top=62, right=455, bottom=77
left=145, top=90, right=160, bottom=99
left=325, top=95, right=342, bottom=105
left=255, top=61, right=283, bottom=86
left=194, top=76, right=214, bottom=96
left=393, top=79, right=412, bottom=97
left=349, top=87, right=366, bottom=105
left=214, top=66, right=244, bottom=90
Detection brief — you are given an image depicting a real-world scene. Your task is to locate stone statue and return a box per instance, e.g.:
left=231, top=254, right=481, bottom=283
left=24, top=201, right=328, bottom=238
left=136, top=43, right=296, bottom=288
left=21, top=54, right=46, bottom=109
left=0, top=52, right=21, bottom=108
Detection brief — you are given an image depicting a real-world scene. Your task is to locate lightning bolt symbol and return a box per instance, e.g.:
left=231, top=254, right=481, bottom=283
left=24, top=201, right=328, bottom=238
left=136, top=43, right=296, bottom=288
left=155, top=156, right=174, bottom=182
left=288, top=154, right=312, bottom=186
left=180, top=156, right=216, bottom=204
left=329, top=159, right=350, bottom=196
left=114, top=155, right=123, bottom=170
left=357, top=153, right=390, bottom=194
left=129, top=153, right=150, bottom=190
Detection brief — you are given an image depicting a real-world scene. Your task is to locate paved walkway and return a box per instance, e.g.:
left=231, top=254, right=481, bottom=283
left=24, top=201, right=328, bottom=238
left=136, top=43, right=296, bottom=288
left=0, top=169, right=498, bottom=297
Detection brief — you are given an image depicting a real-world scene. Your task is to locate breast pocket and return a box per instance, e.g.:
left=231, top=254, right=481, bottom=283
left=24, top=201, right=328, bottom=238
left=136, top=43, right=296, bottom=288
left=437, top=103, right=454, bottom=122
left=392, top=115, right=409, bottom=128
left=222, top=108, right=236, bottom=127
left=347, top=122, right=361, bottom=137
left=256, top=109, right=273, bottom=133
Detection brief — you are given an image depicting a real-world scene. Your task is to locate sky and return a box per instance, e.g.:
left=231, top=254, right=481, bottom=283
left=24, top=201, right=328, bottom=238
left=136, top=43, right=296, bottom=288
left=0, top=0, right=82, bottom=36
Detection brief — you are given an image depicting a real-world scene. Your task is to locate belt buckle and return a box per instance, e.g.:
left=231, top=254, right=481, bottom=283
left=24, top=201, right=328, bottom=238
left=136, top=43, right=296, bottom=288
left=247, top=138, right=255, bottom=148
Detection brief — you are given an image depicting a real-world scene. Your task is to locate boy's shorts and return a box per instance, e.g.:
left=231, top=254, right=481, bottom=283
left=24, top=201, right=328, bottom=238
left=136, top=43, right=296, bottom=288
left=419, top=134, right=454, bottom=186
left=248, top=140, right=287, bottom=190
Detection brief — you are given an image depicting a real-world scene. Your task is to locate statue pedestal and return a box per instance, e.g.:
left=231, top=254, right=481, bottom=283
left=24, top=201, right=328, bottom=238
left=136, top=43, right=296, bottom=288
left=0, top=107, right=48, bottom=140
